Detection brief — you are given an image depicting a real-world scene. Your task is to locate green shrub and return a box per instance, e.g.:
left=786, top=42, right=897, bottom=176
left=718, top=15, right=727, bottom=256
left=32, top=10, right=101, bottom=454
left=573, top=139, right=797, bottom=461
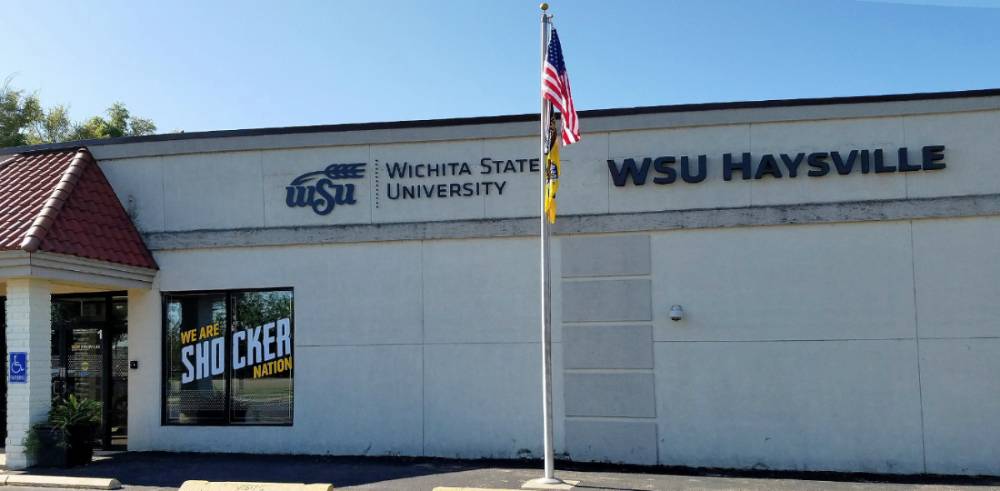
left=50, top=395, right=102, bottom=434
left=24, top=395, right=102, bottom=461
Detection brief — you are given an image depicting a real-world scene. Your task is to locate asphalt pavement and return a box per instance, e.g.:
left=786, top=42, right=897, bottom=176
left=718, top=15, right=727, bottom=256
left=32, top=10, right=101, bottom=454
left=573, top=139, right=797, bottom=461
left=7, top=451, right=1000, bottom=491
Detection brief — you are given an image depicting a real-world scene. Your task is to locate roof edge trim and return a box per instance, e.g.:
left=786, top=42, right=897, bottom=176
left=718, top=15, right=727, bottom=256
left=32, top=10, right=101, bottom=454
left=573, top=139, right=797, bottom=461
left=2, top=87, right=1000, bottom=155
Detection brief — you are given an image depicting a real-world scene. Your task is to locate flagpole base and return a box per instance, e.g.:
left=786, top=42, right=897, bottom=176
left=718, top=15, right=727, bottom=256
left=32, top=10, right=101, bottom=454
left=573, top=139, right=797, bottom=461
left=522, top=477, right=579, bottom=490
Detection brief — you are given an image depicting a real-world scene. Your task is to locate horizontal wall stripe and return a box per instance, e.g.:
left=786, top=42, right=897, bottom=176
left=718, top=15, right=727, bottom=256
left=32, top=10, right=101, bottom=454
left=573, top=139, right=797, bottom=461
left=143, top=193, right=1000, bottom=251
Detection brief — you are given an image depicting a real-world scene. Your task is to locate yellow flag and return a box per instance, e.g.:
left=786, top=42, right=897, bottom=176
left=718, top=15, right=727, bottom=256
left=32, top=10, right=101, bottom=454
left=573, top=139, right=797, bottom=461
left=544, top=140, right=560, bottom=223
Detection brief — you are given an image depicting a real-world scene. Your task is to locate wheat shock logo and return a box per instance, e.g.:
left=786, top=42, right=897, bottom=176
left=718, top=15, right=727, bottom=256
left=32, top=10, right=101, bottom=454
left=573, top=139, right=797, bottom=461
left=286, top=163, right=366, bottom=215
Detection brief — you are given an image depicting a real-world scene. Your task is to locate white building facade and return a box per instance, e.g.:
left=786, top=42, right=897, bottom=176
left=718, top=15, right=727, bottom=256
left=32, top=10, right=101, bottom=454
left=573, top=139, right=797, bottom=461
left=3, top=89, right=1000, bottom=475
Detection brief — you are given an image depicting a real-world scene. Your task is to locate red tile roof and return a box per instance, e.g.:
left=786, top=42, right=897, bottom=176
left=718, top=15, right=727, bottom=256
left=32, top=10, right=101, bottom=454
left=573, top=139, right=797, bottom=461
left=0, top=148, right=157, bottom=270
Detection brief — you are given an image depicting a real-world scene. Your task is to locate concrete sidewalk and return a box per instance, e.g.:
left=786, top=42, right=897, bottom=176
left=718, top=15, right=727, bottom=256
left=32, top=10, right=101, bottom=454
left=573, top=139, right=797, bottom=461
left=9, top=452, right=1000, bottom=491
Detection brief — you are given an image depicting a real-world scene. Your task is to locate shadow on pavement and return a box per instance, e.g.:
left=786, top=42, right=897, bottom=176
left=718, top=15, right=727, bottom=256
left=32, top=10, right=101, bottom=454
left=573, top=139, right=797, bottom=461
left=25, top=452, right=486, bottom=488
left=22, top=451, right=1000, bottom=490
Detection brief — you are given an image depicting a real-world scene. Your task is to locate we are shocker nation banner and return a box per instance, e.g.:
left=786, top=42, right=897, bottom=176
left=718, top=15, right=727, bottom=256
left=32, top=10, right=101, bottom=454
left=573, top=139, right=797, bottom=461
left=179, top=317, right=293, bottom=384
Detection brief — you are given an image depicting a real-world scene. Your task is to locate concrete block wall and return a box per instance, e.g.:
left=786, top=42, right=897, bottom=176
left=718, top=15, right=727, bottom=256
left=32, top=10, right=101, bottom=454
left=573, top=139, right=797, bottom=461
left=4, top=278, right=53, bottom=469
left=560, top=234, right=658, bottom=465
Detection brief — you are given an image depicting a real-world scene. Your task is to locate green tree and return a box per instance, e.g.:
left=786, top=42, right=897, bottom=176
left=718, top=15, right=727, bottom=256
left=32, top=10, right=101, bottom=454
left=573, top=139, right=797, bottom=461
left=0, top=78, right=157, bottom=147
left=0, top=79, right=43, bottom=147
left=67, top=102, right=157, bottom=141
left=30, top=104, right=72, bottom=143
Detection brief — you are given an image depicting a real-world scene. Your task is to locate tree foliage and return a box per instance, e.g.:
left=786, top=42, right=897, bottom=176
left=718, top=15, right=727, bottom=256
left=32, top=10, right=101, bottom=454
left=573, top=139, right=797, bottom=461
left=0, top=79, right=43, bottom=147
left=68, top=102, right=157, bottom=141
left=0, top=77, right=156, bottom=148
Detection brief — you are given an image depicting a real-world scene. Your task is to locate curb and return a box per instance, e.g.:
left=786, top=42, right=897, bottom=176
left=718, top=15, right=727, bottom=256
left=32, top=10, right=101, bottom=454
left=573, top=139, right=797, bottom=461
left=1, top=474, right=121, bottom=489
left=179, top=481, right=333, bottom=491
left=433, top=488, right=521, bottom=491
left=433, top=483, right=579, bottom=491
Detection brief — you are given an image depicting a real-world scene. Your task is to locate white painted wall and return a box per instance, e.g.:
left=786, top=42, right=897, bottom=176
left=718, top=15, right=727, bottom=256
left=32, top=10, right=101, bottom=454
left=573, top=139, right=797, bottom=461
left=110, top=103, right=1000, bottom=475
left=128, top=238, right=550, bottom=460
left=99, top=108, right=1000, bottom=233
left=4, top=279, right=53, bottom=469
left=122, top=216, right=1000, bottom=474
left=650, top=222, right=925, bottom=473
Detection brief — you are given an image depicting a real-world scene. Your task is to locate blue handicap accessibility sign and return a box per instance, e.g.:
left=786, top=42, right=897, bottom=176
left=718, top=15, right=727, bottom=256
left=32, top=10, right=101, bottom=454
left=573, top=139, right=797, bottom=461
left=9, top=352, right=27, bottom=384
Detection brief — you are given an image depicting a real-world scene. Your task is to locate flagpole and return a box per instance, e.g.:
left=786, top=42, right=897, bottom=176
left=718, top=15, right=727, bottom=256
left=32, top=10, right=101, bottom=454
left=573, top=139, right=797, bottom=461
left=535, top=2, right=562, bottom=486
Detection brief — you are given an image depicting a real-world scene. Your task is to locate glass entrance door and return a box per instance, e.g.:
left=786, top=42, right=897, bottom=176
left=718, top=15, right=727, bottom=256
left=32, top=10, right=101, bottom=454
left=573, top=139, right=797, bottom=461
left=67, top=328, right=103, bottom=409
left=52, top=294, right=128, bottom=449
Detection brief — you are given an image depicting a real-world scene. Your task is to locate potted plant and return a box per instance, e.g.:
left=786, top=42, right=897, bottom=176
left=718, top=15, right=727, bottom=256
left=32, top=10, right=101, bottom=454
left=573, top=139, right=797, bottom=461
left=24, top=395, right=102, bottom=467
left=50, top=395, right=102, bottom=466
left=24, top=423, right=68, bottom=467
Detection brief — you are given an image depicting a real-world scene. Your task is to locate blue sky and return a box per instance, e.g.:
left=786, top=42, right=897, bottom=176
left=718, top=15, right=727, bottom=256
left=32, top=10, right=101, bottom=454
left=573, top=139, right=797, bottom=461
left=3, top=0, right=1000, bottom=133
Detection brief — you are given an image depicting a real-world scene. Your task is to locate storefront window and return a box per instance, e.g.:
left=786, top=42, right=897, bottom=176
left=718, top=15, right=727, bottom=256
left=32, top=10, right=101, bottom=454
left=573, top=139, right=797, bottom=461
left=230, top=290, right=294, bottom=424
left=162, top=289, right=293, bottom=426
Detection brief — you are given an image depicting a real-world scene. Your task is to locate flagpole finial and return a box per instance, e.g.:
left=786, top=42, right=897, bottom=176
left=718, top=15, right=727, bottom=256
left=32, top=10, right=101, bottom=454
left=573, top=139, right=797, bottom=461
left=540, top=2, right=549, bottom=11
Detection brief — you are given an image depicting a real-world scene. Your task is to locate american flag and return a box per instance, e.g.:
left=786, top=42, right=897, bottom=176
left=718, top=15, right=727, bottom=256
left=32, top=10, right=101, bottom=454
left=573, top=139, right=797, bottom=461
left=542, top=29, right=580, bottom=145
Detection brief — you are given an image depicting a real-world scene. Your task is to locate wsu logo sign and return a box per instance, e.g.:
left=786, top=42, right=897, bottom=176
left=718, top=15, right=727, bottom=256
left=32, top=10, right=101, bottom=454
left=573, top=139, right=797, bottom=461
left=286, top=163, right=366, bottom=215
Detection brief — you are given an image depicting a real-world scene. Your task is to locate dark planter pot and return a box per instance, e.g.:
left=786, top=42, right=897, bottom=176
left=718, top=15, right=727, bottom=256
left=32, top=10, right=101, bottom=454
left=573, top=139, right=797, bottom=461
left=31, top=425, right=68, bottom=468
left=65, top=424, right=97, bottom=466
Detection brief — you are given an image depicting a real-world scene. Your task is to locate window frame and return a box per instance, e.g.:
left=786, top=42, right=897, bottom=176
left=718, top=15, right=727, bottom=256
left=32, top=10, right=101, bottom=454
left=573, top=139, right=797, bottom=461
left=160, top=287, right=294, bottom=427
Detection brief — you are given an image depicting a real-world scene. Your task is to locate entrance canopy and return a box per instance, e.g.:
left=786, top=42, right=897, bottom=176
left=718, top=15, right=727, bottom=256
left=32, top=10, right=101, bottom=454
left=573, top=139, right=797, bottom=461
left=0, top=147, right=157, bottom=469
left=0, top=148, right=157, bottom=290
